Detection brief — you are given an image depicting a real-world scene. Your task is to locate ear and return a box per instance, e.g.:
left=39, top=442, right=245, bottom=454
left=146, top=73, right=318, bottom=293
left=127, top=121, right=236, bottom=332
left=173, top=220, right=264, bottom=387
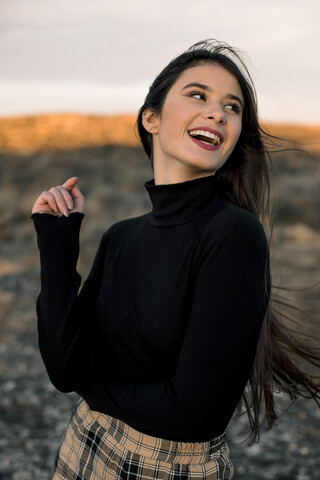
left=142, top=108, right=159, bottom=134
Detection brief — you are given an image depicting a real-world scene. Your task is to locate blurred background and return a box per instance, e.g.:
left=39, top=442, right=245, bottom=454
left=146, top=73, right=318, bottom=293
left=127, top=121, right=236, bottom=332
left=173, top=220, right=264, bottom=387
left=0, top=1, right=319, bottom=479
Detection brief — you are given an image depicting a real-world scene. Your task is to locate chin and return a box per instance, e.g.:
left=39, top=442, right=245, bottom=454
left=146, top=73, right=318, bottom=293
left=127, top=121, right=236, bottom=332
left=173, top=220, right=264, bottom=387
left=192, top=161, right=224, bottom=173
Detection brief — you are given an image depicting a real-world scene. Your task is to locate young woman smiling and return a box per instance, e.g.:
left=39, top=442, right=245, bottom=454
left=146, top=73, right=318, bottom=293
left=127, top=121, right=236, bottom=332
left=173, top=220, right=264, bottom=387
left=31, top=40, right=320, bottom=479
left=143, top=62, right=243, bottom=184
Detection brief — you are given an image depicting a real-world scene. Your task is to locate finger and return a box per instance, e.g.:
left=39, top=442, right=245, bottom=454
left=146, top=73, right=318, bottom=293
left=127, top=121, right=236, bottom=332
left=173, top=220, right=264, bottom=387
left=62, top=177, right=79, bottom=192
left=32, top=191, right=59, bottom=213
left=49, top=186, right=70, bottom=217
left=56, top=185, right=74, bottom=210
left=70, top=183, right=84, bottom=201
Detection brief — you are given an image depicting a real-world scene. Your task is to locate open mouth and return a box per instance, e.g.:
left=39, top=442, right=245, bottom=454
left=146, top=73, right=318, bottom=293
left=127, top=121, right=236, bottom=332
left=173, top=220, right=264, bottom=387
left=188, top=129, right=222, bottom=146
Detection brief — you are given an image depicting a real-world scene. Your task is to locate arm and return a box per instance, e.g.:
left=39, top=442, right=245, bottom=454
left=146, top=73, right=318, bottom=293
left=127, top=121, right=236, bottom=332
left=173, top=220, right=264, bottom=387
left=33, top=213, right=108, bottom=392
left=81, top=223, right=270, bottom=438
left=32, top=177, right=106, bottom=392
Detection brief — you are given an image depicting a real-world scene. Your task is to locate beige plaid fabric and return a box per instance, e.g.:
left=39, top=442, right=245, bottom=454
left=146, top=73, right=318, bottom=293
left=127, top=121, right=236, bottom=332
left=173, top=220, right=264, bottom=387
left=52, top=399, right=234, bottom=479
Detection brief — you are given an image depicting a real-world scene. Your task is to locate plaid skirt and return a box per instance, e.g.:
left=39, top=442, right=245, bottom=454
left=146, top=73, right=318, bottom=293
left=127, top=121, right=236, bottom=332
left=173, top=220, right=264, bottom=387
left=52, top=399, right=234, bottom=480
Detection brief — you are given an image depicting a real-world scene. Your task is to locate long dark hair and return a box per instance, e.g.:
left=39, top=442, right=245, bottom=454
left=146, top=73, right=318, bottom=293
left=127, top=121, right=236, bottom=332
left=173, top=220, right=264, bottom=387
left=136, top=39, right=320, bottom=443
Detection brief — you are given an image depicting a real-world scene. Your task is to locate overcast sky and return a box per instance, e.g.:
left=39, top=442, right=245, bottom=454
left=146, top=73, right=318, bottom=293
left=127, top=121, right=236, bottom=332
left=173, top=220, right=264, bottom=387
left=0, top=0, right=319, bottom=123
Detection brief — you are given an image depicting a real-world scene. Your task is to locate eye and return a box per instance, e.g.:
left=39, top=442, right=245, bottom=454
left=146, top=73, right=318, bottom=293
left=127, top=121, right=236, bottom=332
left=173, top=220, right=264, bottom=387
left=189, top=90, right=206, bottom=101
left=225, top=102, right=242, bottom=114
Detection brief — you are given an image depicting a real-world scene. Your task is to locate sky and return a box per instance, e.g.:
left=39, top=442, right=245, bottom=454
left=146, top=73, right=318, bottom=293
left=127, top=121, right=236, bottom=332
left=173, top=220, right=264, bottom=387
left=0, top=0, right=319, bottom=123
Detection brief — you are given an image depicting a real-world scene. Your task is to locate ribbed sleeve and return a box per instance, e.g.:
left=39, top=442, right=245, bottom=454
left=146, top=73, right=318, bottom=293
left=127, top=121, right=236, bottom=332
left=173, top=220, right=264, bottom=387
left=32, top=213, right=106, bottom=392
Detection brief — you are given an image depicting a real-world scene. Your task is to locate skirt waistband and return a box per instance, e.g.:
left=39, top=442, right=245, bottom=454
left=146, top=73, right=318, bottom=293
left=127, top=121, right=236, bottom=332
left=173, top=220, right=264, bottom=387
left=79, top=400, right=227, bottom=465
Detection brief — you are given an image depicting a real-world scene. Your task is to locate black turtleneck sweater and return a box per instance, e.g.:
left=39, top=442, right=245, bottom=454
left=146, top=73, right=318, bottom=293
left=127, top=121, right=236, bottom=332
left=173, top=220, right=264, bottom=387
left=32, top=174, right=270, bottom=442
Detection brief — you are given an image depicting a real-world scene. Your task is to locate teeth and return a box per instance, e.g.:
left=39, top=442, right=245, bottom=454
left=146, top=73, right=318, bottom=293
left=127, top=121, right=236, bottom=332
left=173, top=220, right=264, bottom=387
left=189, top=129, right=221, bottom=145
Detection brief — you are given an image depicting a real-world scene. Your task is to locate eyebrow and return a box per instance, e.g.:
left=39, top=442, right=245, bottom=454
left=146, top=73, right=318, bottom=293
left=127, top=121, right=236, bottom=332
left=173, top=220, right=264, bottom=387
left=181, top=82, right=244, bottom=109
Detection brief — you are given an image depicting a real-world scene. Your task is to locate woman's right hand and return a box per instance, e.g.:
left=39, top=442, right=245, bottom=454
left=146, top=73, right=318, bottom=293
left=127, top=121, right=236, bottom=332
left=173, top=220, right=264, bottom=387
left=31, top=177, right=85, bottom=217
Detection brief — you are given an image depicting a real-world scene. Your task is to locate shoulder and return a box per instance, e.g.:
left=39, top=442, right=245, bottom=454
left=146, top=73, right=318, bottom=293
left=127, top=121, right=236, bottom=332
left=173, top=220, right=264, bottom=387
left=99, top=213, right=149, bottom=243
left=207, top=196, right=267, bottom=246
left=191, top=199, right=270, bottom=285
left=89, top=213, right=149, bottom=266
left=194, top=196, right=269, bottom=265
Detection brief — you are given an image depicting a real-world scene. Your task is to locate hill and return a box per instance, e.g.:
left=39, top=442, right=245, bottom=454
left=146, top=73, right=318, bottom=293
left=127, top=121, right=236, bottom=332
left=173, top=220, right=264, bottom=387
left=0, top=113, right=319, bottom=154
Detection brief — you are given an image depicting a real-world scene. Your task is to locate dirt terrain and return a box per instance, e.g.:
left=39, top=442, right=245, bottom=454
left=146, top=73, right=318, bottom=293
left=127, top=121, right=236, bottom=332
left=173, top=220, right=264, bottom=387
left=0, top=115, right=319, bottom=479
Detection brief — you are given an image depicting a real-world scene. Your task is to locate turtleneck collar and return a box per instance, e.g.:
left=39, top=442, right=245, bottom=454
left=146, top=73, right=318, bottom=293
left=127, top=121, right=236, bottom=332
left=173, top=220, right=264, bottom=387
left=144, top=174, right=219, bottom=227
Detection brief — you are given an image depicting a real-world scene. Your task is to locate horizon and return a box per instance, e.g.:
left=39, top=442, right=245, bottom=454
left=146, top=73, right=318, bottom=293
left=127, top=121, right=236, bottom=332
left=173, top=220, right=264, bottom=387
left=0, top=111, right=320, bottom=128
left=1, top=113, right=319, bottom=156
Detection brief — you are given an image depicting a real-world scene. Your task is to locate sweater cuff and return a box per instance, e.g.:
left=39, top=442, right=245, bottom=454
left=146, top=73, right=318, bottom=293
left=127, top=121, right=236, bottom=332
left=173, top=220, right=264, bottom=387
left=31, top=212, right=84, bottom=251
left=32, top=212, right=84, bottom=233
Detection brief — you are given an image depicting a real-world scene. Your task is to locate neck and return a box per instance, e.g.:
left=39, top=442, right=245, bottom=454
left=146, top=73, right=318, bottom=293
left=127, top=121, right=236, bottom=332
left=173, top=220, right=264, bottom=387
left=153, top=159, right=216, bottom=186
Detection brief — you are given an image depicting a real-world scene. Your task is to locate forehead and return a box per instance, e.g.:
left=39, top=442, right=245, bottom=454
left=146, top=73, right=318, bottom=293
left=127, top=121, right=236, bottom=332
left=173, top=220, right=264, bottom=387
left=171, top=62, right=243, bottom=99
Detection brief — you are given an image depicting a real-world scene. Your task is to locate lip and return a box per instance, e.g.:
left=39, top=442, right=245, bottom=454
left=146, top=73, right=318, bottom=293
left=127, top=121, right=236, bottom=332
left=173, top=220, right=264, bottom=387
left=187, top=126, right=224, bottom=151
left=188, top=126, right=224, bottom=142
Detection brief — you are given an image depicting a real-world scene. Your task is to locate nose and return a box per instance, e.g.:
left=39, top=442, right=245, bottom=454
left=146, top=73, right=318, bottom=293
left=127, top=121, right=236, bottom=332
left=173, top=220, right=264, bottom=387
left=203, top=103, right=225, bottom=124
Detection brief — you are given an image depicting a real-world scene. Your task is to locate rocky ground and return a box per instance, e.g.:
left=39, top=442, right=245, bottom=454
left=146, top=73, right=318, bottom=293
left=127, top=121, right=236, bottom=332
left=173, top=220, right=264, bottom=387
left=0, top=144, right=319, bottom=479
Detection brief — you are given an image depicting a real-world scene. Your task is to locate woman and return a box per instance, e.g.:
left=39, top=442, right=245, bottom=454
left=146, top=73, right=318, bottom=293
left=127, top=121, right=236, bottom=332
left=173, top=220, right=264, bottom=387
left=31, top=40, right=320, bottom=479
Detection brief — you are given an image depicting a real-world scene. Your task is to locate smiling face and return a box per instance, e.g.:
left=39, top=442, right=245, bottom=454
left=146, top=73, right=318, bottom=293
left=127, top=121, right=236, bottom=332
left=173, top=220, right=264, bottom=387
left=143, top=62, right=244, bottom=184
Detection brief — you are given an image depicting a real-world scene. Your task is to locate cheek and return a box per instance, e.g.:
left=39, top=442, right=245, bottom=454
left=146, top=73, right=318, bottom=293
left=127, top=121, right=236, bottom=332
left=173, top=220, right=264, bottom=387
left=230, top=120, right=242, bottom=147
left=159, top=115, right=184, bottom=149
left=159, top=124, right=176, bottom=149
